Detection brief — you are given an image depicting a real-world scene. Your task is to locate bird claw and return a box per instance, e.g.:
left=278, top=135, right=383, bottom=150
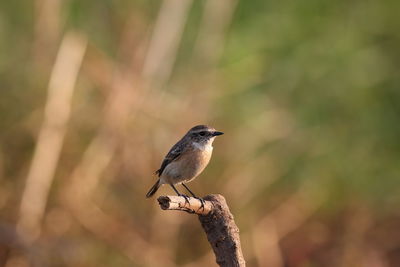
left=195, top=197, right=205, bottom=211
left=179, top=194, right=190, bottom=206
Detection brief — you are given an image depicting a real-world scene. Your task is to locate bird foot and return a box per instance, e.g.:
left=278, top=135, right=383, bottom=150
left=194, top=197, right=205, bottom=211
left=179, top=194, right=191, bottom=206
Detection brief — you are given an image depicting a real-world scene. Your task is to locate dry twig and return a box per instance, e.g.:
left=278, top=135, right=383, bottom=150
left=157, top=196, right=213, bottom=215
left=157, top=194, right=245, bottom=267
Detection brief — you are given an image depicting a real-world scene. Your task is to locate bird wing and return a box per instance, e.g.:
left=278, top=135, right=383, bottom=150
left=155, top=139, right=187, bottom=177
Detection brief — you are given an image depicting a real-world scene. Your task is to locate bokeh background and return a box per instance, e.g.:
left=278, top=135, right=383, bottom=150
left=1, top=0, right=400, bottom=266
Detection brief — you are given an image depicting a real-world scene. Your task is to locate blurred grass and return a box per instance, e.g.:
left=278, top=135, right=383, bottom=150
left=1, top=0, right=400, bottom=266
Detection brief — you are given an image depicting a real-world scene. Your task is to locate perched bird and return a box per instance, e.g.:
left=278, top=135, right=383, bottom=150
left=146, top=125, right=223, bottom=201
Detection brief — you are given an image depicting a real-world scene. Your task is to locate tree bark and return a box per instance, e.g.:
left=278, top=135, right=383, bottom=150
left=157, top=194, right=245, bottom=267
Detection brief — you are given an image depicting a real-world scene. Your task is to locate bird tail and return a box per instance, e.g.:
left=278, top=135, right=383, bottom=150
left=146, top=179, right=161, bottom=198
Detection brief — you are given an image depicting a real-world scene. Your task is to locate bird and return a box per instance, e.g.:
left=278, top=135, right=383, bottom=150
left=146, top=125, right=223, bottom=202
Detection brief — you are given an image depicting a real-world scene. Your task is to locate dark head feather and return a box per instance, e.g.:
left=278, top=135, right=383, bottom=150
left=188, top=125, right=214, bottom=133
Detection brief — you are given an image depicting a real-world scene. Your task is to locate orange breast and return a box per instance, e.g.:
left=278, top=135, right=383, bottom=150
left=160, top=147, right=213, bottom=185
left=180, top=148, right=212, bottom=180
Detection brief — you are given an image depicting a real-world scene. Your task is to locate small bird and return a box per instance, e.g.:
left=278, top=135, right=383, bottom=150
left=146, top=125, right=223, bottom=201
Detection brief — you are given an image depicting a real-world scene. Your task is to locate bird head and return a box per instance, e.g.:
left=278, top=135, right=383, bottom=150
left=186, top=125, right=224, bottom=144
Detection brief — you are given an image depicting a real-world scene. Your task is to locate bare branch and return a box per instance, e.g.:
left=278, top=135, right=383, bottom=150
left=157, top=194, right=246, bottom=267
left=157, top=196, right=213, bottom=215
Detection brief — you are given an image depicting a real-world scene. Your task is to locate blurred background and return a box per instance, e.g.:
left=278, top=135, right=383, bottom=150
left=1, top=0, right=400, bottom=266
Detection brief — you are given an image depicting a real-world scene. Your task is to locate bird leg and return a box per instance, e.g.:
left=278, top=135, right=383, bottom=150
left=169, top=184, right=190, bottom=205
left=182, top=184, right=205, bottom=211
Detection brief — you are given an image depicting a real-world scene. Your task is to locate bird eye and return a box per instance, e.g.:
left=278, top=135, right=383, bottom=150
left=199, top=131, right=206, bottom=136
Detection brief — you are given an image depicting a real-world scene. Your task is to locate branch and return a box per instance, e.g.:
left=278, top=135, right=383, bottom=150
left=157, top=195, right=213, bottom=215
left=157, top=194, right=245, bottom=267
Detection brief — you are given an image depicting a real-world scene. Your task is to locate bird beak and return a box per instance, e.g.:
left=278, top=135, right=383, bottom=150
left=212, top=131, right=224, bottom=136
